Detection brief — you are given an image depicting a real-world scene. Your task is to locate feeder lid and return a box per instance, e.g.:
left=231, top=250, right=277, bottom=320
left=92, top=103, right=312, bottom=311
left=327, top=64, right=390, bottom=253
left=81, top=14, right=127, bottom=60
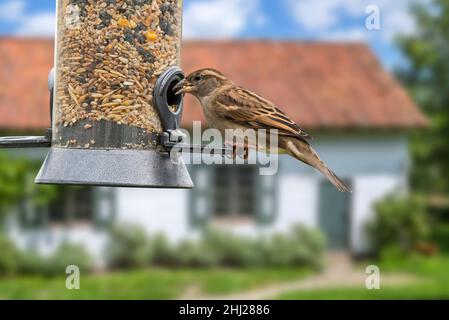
left=35, top=147, right=193, bottom=188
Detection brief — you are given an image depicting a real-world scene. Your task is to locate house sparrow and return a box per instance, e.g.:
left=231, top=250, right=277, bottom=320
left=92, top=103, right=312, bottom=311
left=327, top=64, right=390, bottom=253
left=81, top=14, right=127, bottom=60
left=174, top=68, right=351, bottom=192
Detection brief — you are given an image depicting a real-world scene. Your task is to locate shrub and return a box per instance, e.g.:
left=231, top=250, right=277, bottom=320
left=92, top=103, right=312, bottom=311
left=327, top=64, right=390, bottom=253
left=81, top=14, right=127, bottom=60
left=104, top=224, right=325, bottom=270
left=17, top=251, right=48, bottom=275
left=0, top=153, right=28, bottom=217
left=202, top=230, right=261, bottom=267
left=44, top=241, right=93, bottom=276
left=0, top=236, right=21, bottom=276
left=260, top=234, right=295, bottom=267
left=0, top=154, right=58, bottom=224
left=106, top=224, right=151, bottom=269
left=172, top=226, right=325, bottom=269
left=175, top=240, right=219, bottom=268
left=259, top=226, right=325, bottom=269
left=150, top=233, right=178, bottom=267
left=0, top=237, right=92, bottom=277
left=369, top=194, right=430, bottom=256
left=432, top=224, right=449, bottom=254
left=289, top=225, right=326, bottom=269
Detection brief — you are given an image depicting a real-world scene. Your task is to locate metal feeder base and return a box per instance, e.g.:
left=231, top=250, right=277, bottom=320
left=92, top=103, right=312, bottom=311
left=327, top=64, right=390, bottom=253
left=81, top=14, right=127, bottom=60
left=35, top=147, right=193, bottom=189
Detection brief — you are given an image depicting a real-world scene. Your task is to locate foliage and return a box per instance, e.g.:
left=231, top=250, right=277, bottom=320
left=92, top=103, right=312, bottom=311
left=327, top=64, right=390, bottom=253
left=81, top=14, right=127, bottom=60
left=178, top=226, right=325, bottom=269
left=175, top=239, right=219, bottom=268
left=105, top=224, right=325, bottom=270
left=0, top=152, right=58, bottom=224
left=257, top=227, right=325, bottom=270
left=397, top=0, right=449, bottom=195
left=1, top=223, right=325, bottom=275
left=0, top=153, right=28, bottom=217
left=0, top=238, right=93, bottom=277
left=150, top=233, right=179, bottom=267
left=18, top=242, right=93, bottom=276
left=17, top=251, right=48, bottom=276
left=106, top=224, right=152, bottom=269
left=369, top=194, right=430, bottom=255
left=200, top=230, right=260, bottom=268
left=432, top=224, right=449, bottom=254
left=44, top=242, right=93, bottom=276
left=103, top=224, right=325, bottom=270
left=0, top=236, right=21, bottom=276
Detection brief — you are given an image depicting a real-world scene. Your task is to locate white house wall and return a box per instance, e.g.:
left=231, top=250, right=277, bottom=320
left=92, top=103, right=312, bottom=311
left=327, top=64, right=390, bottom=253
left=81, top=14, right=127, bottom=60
left=276, top=174, right=319, bottom=231
left=279, top=133, right=410, bottom=254
left=8, top=220, right=108, bottom=267
left=115, top=188, right=190, bottom=242
left=197, top=133, right=409, bottom=250
left=6, top=133, right=411, bottom=257
left=351, top=175, right=407, bottom=254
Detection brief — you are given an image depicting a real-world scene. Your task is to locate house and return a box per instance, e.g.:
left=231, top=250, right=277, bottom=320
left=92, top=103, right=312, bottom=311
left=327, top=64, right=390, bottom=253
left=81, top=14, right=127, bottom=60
left=0, top=38, right=427, bottom=260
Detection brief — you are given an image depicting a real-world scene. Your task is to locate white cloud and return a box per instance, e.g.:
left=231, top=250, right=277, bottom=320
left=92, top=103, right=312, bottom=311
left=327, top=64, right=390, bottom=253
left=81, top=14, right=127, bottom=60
left=321, top=28, right=369, bottom=42
left=0, top=0, right=55, bottom=37
left=183, top=0, right=260, bottom=39
left=284, top=0, right=429, bottom=43
left=16, top=12, right=55, bottom=37
left=284, top=0, right=348, bottom=30
left=0, top=0, right=26, bottom=22
left=6, top=0, right=262, bottom=38
left=381, top=4, right=417, bottom=41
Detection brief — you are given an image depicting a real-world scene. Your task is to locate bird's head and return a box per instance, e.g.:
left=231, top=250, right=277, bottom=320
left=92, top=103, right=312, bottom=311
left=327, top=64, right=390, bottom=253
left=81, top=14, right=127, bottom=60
left=174, top=68, right=231, bottom=98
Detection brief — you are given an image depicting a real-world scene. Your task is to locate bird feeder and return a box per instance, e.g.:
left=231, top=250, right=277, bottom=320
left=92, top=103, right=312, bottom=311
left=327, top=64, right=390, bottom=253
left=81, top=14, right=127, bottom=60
left=0, top=0, right=195, bottom=188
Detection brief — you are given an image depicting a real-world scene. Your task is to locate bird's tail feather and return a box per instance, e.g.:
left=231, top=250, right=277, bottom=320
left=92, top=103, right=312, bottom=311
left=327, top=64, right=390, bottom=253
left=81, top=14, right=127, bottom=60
left=286, top=140, right=352, bottom=193
left=319, top=167, right=352, bottom=193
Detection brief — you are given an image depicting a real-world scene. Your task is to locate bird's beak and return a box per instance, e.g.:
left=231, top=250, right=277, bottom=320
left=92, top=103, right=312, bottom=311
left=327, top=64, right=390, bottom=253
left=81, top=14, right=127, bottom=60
left=174, top=79, right=196, bottom=95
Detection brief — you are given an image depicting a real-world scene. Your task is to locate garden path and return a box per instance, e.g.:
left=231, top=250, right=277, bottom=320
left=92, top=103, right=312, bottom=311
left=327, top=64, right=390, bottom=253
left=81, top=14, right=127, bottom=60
left=180, top=253, right=418, bottom=300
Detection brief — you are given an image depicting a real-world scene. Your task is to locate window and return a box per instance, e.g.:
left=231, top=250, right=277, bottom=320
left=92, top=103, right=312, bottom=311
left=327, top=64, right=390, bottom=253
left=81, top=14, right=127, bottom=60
left=213, top=165, right=257, bottom=219
left=20, top=186, right=114, bottom=228
left=189, top=165, right=278, bottom=227
left=47, top=186, right=94, bottom=225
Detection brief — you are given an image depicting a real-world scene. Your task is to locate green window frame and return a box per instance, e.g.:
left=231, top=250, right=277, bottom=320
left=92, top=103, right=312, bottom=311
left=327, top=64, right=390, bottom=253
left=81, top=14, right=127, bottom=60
left=18, top=186, right=116, bottom=229
left=189, top=165, right=278, bottom=227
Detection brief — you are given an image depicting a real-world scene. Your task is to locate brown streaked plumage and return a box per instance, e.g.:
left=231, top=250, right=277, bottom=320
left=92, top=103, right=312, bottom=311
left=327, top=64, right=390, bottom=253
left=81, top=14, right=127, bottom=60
left=175, top=68, right=351, bottom=192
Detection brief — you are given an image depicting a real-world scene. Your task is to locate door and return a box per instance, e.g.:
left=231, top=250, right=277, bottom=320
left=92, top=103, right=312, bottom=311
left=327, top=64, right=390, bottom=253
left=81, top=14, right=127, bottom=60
left=319, top=180, right=351, bottom=250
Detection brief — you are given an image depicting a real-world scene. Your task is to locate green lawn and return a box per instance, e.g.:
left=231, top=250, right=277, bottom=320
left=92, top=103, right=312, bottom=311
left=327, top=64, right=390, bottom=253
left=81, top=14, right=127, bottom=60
left=0, top=267, right=311, bottom=300
left=2, top=256, right=448, bottom=300
left=277, top=256, right=449, bottom=300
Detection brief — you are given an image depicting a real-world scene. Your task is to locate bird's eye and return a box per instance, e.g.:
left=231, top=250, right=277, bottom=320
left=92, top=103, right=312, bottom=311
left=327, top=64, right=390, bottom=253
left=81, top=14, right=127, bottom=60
left=193, top=75, right=202, bottom=82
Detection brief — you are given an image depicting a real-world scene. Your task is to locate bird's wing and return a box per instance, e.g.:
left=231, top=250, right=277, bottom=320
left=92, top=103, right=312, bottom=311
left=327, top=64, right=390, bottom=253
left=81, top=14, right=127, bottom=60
left=214, top=86, right=312, bottom=141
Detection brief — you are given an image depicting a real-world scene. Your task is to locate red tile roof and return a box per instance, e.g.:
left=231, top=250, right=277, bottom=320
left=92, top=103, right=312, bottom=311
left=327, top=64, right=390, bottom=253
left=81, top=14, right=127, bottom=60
left=0, top=38, right=54, bottom=130
left=0, top=38, right=427, bottom=131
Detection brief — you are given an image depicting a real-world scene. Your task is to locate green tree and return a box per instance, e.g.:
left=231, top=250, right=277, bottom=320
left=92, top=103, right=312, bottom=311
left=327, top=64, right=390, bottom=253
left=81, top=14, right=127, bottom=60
left=369, top=195, right=430, bottom=254
left=0, top=153, right=28, bottom=218
left=398, top=0, right=449, bottom=195
left=0, top=152, right=57, bottom=224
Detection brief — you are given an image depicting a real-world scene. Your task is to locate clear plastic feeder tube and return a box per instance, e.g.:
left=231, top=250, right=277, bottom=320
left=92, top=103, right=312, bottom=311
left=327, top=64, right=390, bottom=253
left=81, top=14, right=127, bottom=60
left=53, top=0, right=183, bottom=149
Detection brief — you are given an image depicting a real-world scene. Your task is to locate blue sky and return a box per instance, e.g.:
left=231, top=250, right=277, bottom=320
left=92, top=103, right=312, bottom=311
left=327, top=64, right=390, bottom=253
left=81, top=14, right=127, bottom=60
left=0, top=0, right=429, bottom=69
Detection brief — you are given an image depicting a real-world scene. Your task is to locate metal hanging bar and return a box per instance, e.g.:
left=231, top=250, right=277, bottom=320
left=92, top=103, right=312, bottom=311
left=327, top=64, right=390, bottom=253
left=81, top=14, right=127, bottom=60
left=0, top=131, right=52, bottom=149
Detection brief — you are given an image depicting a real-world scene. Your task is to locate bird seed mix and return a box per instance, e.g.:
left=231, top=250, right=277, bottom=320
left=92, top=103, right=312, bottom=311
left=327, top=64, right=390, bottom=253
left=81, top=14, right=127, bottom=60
left=54, top=0, right=182, bottom=137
